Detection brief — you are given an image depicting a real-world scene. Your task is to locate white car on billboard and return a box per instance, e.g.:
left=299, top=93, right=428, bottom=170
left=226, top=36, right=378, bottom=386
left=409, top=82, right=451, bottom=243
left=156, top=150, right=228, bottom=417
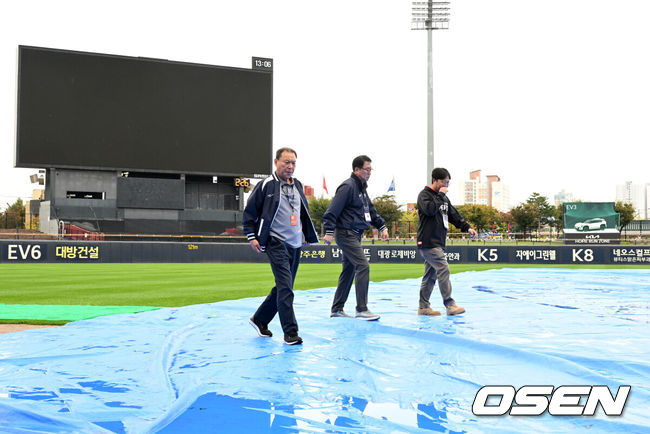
left=574, top=218, right=607, bottom=231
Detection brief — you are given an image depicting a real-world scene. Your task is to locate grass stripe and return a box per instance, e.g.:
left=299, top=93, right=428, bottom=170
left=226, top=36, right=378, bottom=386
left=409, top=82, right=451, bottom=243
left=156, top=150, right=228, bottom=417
left=0, top=263, right=648, bottom=323
left=0, top=304, right=160, bottom=321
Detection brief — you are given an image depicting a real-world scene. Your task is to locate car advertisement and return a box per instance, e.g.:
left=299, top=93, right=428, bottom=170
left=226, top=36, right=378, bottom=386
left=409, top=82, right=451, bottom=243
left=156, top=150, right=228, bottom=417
left=563, top=202, right=620, bottom=243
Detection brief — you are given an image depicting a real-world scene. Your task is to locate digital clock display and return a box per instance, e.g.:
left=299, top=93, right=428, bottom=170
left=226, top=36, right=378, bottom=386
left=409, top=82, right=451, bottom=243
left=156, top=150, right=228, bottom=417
left=252, top=57, right=273, bottom=71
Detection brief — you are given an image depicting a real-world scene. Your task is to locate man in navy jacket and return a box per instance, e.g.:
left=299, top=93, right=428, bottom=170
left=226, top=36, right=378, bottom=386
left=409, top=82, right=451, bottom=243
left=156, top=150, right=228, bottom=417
left=322, top=155, right=389, bottom=321
left=243, top=147, right=319, bottom=345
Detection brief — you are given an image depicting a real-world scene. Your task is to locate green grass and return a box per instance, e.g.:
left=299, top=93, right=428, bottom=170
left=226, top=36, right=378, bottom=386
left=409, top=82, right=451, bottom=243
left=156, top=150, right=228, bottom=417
left=1, top=263, right=648, bottom=309
left=1, top=263, right=648, bottom=324
left=0, top=263, right=417, bottom=307
left=0, top=319, right=69, bottom=325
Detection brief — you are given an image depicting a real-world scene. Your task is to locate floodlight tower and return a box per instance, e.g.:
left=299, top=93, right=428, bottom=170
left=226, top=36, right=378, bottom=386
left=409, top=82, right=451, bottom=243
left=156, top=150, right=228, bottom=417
left=412, top=1, right=450, bottom=184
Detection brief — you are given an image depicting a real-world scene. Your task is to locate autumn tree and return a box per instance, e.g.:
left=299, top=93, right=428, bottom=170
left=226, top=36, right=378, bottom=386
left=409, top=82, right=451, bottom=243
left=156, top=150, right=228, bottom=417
left=398, top=209, right=419, bottom=238
left=307, top=197, right=332, bottom=235
left=615, top=201, right=637, bottom=229
left=1, top=198, right=25, bottom=229
left=372, top=195, right=403, bottom=236
left=510, top=203, right=537, bottom=237
left=526, top=192, right=555, bottom=232
left=454, top=204, right=502, bottom=232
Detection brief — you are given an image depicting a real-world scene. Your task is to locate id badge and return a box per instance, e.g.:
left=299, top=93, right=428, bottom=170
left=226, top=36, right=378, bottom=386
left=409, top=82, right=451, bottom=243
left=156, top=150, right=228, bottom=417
left=364, top=212, right=371, bottom=222
left=291, top=214, right=298, bottom=226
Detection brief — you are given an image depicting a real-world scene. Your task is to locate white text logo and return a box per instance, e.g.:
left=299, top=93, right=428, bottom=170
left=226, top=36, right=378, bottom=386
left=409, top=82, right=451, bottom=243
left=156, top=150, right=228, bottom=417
left=472, top=385, right=630, bottom=416
left=6, top=244, right=43, bottom=260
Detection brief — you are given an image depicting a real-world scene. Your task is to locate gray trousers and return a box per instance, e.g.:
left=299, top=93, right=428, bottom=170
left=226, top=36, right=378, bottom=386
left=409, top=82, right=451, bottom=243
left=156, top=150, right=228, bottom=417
left=331, top=229, right=370, bottom=313
left=418, top=247, right=454, bottom=308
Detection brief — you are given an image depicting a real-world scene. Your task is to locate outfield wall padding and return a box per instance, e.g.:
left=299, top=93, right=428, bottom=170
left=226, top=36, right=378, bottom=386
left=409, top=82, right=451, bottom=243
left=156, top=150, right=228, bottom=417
left=1, top=240, right=649, bottom=264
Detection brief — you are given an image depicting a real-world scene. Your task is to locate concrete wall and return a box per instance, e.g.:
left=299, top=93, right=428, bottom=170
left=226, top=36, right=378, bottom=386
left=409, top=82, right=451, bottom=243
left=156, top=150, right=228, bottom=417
left=37, top=201, right=59, bottom=235
left=50, top=168, right=117, bottom=200
left=37, top=169, right=243, bottom=235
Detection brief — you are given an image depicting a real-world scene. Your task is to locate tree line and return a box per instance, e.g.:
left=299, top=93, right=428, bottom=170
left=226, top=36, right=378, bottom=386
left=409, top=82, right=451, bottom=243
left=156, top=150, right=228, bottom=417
left=308, top=193, right=638, bottom=238
left=1, top=194, right=638, bottom=235
left=0, top=198, right=25, bottom=229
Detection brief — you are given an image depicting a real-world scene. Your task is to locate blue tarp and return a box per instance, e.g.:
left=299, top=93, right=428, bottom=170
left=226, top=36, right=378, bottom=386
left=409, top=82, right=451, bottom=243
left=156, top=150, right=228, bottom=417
left=0, top=268, right=649, bottom=433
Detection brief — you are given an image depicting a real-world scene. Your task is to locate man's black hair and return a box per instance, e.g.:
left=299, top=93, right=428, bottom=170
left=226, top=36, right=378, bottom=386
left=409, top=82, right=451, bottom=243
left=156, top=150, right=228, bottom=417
left=276, top=147, right=297, bottom=160
left=352, top=155, right=372, bottom=170
left=431, top=167, right=451, bottom=183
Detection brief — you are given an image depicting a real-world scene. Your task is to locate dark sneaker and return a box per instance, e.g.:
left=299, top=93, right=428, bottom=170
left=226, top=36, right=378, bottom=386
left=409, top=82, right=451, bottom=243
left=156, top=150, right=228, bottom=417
left=330, top=310, right=352, bottom=318
left=249, top=316, right=272, bottom=337
left=446, top=302, right=466, bottom=316
left=284, top=333, right=303, bottom=345
left=355, top=310, right=380, bottom=321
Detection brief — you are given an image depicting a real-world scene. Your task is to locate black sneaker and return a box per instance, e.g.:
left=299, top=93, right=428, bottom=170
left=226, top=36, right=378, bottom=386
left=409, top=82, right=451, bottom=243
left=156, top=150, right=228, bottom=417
left=284, top=333, right=303, bottom=345
left=249, top=316, right=272, bottom=337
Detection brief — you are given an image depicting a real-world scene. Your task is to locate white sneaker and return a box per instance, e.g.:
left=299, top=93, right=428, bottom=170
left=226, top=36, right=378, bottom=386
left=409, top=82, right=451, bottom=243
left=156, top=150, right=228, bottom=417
left=355, top=310, right=380, bottom=321
left=330, top=310, right=352, bottom=318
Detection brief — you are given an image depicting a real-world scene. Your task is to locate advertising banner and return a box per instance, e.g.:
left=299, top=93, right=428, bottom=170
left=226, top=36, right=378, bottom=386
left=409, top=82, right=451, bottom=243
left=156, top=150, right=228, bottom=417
left=3, top=241, right=648, bottom=264
left=563, top=202, right=620, bottom=244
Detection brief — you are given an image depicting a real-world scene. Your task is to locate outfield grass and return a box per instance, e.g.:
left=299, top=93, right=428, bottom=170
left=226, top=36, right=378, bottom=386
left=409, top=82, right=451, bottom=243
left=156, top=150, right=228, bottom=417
left=1, top=262, right=648, bottom=324
left=1, top=263, right=648, bottom=309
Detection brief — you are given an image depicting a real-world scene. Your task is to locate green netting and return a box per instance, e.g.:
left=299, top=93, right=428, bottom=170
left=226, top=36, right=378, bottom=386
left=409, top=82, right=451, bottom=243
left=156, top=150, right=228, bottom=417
left=563, top=202, right=620, bottom=231
left=0, top=304, right=161, bottom=321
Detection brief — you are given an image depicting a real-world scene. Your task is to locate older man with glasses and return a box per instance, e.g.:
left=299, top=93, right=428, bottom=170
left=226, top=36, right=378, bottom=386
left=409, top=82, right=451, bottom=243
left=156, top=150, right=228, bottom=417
left=243, top=147, right=319, bottom=345
left=322, top=155, right=389, bottom=321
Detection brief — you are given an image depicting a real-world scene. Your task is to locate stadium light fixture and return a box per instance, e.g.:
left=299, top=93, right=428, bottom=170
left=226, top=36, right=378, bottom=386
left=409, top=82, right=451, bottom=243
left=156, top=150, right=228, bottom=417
left=411, top=1, right=450, bottom=184
left=29, top=173, right=44, bottom=185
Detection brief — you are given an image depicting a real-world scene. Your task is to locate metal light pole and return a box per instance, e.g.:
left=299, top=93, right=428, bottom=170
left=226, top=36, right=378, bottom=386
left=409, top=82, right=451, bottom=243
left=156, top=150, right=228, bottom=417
left=412, top=1, right=450, bottom=185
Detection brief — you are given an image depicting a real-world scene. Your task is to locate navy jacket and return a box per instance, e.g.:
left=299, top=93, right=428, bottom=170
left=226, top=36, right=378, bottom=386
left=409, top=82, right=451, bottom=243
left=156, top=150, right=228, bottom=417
left=322, top=174, right=387, bottom=236
left=242, top=173, right=319, bottom=251
left=417, top=186, right=470, bottom=249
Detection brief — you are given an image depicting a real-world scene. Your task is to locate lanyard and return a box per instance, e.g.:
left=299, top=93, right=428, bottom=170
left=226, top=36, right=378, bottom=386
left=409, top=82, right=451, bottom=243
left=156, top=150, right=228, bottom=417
left=361, top=192, right=370, bottom=214
left=281, top=183, right=296, bottom=214
left=360, top=190, right=371, bottom=222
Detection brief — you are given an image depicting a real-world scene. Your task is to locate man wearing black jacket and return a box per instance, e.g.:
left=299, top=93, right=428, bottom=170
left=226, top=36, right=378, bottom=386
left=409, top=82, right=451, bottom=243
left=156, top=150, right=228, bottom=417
left=417, top=168, right=477, bottom=316
left=243, top=147, right=319, bottom=345
left=322, top=155, right=389, bottom=321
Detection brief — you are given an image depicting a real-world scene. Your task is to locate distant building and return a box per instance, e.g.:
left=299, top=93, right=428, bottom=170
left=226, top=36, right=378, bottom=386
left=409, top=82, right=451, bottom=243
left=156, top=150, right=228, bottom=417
left=554, top=189, right=576, bottom=207
left=303, top=185, right=315, bottom=199
left=615, top=181, right=647, bottom=219
left=406, top=203, right=416, bottom=213
left=24, top=189, right=45, bottom=230
left=457, top=170, right=510, bottom=212
left=491, top=181, right=510, bottom=213
left=460, top=179, right=479, bottom=205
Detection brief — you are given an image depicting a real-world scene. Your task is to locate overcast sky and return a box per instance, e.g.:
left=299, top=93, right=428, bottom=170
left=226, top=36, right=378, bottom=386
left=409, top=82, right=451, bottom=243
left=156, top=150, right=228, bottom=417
left=2, top=0, right=649, bottom=212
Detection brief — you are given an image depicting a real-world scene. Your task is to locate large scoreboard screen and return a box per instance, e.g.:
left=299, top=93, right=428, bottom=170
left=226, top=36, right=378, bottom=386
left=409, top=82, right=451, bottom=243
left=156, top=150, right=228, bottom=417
left=16, top=46, right=272, bottom=178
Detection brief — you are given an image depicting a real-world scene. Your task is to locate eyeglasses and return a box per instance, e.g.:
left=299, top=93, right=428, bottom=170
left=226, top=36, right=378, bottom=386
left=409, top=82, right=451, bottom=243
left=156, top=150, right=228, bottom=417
left=360, top=167, right=373, bottom=173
